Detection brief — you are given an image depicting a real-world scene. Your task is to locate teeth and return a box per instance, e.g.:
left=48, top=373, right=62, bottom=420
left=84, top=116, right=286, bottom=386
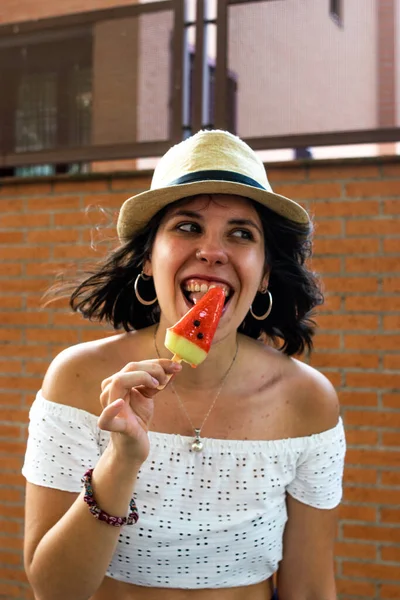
left=183, top=280, right=231, bottom=297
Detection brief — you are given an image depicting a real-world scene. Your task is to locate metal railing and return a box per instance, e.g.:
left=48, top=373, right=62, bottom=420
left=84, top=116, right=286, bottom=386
left=0, top=0, right=399, bottom=173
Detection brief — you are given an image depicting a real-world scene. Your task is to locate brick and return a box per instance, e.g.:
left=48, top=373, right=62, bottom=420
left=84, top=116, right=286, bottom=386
left=0, top=551, right=22, bottom=566
left=0, top=520, right=21, bottom=534
left=381, top=508, right=400, bottom=524
left=24, top=360, right=48, bottom=377
left=317, top=370, right=341, bottom=387
left=343, top=524, right=400, bottom=543
left=0, top=297, right=22, bottom=310
left=343, top=467, right=377, bottom=485
left=0, top=329, right=22, bottom=342
left=0, top=504, right=25, bottom=519
left=53, top=211, right=93, bottom=227
left=311, top=353, right=379, bottom=369
left=0, top=312, right=48, bottom=326
left=346, top=449, right=400, bottom=468
left=339, top=505, right=377, bottom=523
left=0, top=391, right=21, bottom=406
left=335, top=541, right=376, bottom=560
left=83, top=192, right=128, bottom=209
left=383, top=277, right=400, bottom=292
left=0, top=566, right=28, bottom=582
left=3, top=279, right=49, bottom=293
left=26, top=229, right=80, bottom=244
left=0, top=582, right=23, bottom=597
left=316, top=314, right=378, bottom=330
left=381, top=471, right=400, bottom=486
left=0, top=407, right=30, bottom=422
left=25, top=262, right=72, bottom=277
left=342, top=560, right=400, bottom=581
left=382, top=432, right=400, bottom=447
left=345, top=410, right=400, bottom=428
left=0, top=264, right=21, bottom=277
left=314, top=333, right=341, bottom=350
left=25, top=328, right=79, bottom=344
left=0, top=182, right=52, bottom=196
left=309, top=164, right=380, bottom=180
left=308, top=257, right=341, bottom=273
left=0, top=198, right=24, bottom=212
left=381, top=583, right=400, bottom=600
left=314, top=237, right=379, bottom=255
left=345, top=429, right=378, bottom=446
left=345, top=334, right=400, bottom=351
left=346, top=372, right=400, bottom=390
left=383, top=199, right=400, bottom=214
left=382, top=394, right=400, bottom=409
left=0, top=344, right=48, bottom=359
left=345, top=295, right=400, bottom=312
left=383, top=315, right=400, bottom=330
left=384, top=238, right=400, bottom=253
left=53, top=245, right=98, bottom=260
left=274, top=182, right=342, bottom=200
left=53, top=179, right=108, bottom=193
left=319, top=295, right=342, bottom=311
left=314, top=220, right=343, bottom=236
left=0, top=488, right=22, bottom=503
left=0, top=246, right=50, bottom=261
left=339, top=391, right=378, bottom=407
left=323, top=277, right=378, bottom=293
left=0, top=360, right=22, bottom=374
left=0, top=536, right=23, bottom=551
left=345, top=256, right=400, bottom=273
left=381, top=548, right=400, bottom=564
left=0, top=456, right=23, bottom=470
left=312, top=199, right=379, bottom=217
left=0, top=232, right=24, bottom=244
left=336, top=579, right=376, bottom=598
left=110, top=175, right=152, bottom=190
left=346, top=218, right=400, bottom=236
left=383, top=353, right=400, bottom=374
left=0, top=425, right=21, bottom=439
left=0, top=214, right=50, bottom=228
left=346, top=179, right=400, bottom=197
left=27, top=195, right=80, bottom=212
left=382, top=163, right=400, bottom=177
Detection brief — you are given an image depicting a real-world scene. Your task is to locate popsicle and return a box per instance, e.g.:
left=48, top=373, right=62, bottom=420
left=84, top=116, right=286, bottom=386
left=157, top=286, right=225, bottom=389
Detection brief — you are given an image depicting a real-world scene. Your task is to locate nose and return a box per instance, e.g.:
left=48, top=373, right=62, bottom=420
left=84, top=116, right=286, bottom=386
left=195, top=241, right=228, bottom=266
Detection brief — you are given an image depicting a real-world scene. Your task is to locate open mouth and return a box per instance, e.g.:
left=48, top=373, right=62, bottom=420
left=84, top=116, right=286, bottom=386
left=181, top=278, right=234, bottom=308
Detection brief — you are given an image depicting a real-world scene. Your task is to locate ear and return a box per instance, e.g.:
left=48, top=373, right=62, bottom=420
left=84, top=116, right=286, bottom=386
left=143, top=255, right=153, bottom=277
left=259, top=271, right=270, bottom=292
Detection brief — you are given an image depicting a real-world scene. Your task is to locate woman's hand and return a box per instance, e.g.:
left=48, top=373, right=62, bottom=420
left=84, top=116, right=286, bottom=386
left=98, top=359, right=182, bottom=465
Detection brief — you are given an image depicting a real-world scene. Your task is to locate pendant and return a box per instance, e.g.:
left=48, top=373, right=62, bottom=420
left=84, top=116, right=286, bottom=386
left=191, top=429, right=203, bottom=452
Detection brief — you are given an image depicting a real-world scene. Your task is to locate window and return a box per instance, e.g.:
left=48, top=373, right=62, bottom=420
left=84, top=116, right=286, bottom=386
left=330, top=0, right=343, bottom=27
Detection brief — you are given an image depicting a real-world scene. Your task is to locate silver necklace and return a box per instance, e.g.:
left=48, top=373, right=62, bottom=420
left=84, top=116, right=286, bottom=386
left=154, top=327, right=238, bottom=452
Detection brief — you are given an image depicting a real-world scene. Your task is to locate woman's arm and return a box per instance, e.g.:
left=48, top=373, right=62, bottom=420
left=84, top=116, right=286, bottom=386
left=277, top=497, right=338, bottom=600
left=25, top=446, right=142, bottom=600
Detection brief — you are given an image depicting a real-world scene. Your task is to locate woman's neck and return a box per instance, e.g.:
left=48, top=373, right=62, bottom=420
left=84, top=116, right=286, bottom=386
left=153, top=322, right=240, bottom=392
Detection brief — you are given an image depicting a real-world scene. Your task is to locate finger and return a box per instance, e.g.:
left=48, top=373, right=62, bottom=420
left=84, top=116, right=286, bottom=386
left=121, top=360, right=182, bottom=384
left=108, top=371, right=159, bottom=404
left=97, top=399, right=127, bottom=432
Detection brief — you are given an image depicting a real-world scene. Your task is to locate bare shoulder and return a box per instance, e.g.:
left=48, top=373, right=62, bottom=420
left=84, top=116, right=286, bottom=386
left=284, top=356, right=340, bottom=436
left=41, top=330, right=145, bottom=416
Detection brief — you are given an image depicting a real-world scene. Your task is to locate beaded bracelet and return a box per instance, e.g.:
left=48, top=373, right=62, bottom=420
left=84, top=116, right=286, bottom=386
left=81, top=468, right=139, bottom=527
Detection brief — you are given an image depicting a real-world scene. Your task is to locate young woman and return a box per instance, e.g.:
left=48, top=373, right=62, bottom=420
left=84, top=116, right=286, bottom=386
left=22, top=130, right=346, bottom=600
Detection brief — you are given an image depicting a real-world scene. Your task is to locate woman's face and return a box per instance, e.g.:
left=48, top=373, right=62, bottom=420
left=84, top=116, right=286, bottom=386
left=145, top=194, right=269, bottom=334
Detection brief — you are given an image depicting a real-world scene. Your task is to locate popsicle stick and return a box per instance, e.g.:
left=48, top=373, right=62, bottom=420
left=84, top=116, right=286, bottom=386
left=157, top=354, right=182, bottom=390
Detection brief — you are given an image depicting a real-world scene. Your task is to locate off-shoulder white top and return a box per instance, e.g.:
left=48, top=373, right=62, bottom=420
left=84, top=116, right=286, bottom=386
left=22, top=391, right=346, bottom=589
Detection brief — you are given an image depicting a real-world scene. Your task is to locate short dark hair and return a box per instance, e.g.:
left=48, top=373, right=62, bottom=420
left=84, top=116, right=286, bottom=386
left=61, top=199, right=323, bottom=356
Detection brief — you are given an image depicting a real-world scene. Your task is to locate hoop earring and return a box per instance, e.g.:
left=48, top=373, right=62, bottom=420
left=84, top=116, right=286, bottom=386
left=249, top=289, right=273, bottom=321
left=134, top=272, right=158, bottom=306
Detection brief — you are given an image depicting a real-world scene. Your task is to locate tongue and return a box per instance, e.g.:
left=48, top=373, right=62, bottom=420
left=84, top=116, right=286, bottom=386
left=188, top=291, right=207, bottom=305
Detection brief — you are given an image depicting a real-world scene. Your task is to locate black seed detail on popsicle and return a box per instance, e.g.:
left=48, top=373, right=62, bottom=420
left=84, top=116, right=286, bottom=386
left=193, top=320, right=201, bottom=327
left=197, top=332, right=204, bottom=340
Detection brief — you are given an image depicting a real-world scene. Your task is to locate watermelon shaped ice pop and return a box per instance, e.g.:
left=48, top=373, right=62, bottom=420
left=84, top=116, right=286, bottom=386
left=165, top=286, right=225, bottom=367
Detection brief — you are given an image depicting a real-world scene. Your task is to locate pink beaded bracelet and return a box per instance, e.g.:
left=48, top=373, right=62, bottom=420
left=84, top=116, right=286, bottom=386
left=81, top=468, right=139, bottom=526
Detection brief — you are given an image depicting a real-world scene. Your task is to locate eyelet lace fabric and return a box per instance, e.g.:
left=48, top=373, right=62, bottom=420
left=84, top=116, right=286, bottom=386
left=22, top=391, right=346, bottom=589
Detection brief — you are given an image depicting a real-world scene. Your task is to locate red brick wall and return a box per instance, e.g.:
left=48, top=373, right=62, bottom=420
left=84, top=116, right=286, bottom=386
left=0, top=158, right=399, bottom=600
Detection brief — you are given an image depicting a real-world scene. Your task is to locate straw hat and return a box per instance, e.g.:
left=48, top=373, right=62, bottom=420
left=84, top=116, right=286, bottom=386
left=117, top=129, right=309, bottom=241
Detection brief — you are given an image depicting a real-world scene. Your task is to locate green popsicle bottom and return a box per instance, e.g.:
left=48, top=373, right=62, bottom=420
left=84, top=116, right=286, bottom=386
left=165, top=330, right=208, bottom=367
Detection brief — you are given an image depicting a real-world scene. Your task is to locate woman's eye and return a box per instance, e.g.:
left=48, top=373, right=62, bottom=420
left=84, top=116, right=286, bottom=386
left=231, top=229, right=254, bottom=240
left=176, top=222, right=201, bottom=233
